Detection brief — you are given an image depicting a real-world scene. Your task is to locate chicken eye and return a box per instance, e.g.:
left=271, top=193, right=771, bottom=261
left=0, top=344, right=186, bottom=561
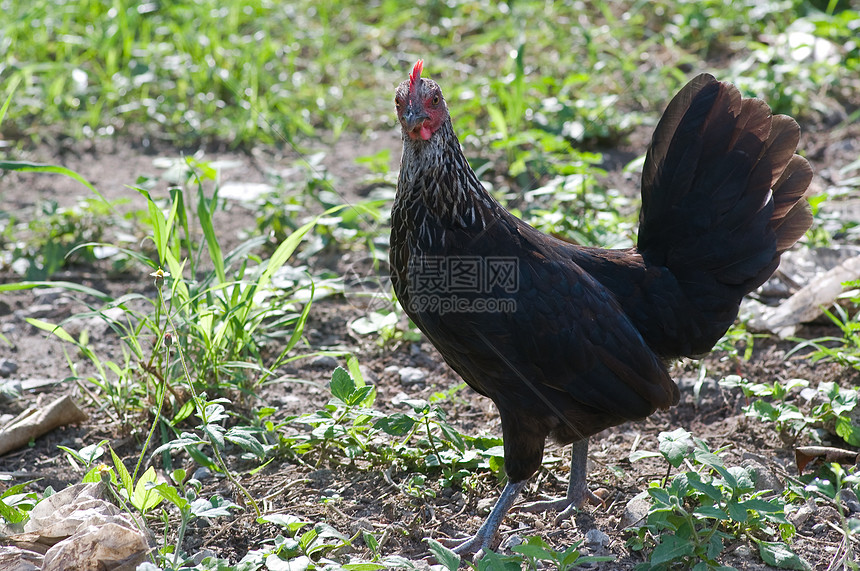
left=394, top=98, right=402, bottom=109
left=432, top=95, right=440, bottom=105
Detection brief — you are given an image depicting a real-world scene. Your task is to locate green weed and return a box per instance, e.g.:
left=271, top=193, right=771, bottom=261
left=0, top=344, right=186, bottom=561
left=792, top=463, right=860, bottom=571
left=791, top=284, right=860, bottom=373
left=720, top=375, right=860, bottom=447
left=628, top=429, right=808, bottom=570
left=428, top=535, right=614, bottom=570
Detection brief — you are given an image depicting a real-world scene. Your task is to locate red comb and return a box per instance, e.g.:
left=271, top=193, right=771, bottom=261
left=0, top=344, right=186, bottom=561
left=409, top=60, right=423, bottom=92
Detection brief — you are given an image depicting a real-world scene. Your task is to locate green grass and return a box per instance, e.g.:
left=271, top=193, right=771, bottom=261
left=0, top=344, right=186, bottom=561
left=2, top=0, right=858, bottom=153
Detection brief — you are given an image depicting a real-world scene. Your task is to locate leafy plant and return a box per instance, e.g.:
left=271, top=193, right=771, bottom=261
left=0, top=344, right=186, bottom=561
left=792, top=284, right=860, bottom=372
left=284, top=366, right=504, bottom=489
left=628, top=428, right=808, bottom=570
left=150, top=468, right=241, bottom=568
left=796, top=463, right=860, bottom=571
left=0, top=481, right=40, bottom=527
left=720, top=375, right=860, bottom=446
left=427, top=535, right=613, bottom=570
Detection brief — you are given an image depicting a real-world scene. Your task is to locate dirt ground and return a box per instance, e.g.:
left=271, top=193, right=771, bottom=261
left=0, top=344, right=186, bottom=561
left=1, top=115, right=860, bottom=570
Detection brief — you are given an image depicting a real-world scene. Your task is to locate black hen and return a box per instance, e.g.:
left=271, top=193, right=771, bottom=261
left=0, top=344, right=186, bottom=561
left=390, top=61, right=813, bottom=555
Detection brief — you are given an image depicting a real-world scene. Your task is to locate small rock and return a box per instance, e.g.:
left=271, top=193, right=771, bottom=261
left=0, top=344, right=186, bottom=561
left=621, top=494, right=651, bottom=528
left=193, top=467, right=212, bottom=481
left=350, top=517, right=374, bottom=535
left=359, top=365, right=377, bottom=384
left=399, top=367, right=427, bottom=385
left=585, top=528, right=610, bottom=547
left=87, top=307, right=127, bottom=334
left=450, top=492, right=465, bottom=509
left=500, top=534, right=524, bottom=550
left=33, top=289, right=64, bottom=305
left=476, top=496, right=496, bottom=515
left=741, top=458, right=784, bottom=494
left=840, top=488, right=860, bottom=514
left=789, top=503, right=815, bottom=527
left=0, top=358, right=18, bottom=378
left=308, top=469, right=334, bottom=487
left=734, top=544, right=753, bottom=559
left=311, top=355, right=338, bottom=369
left=191, top=549, right=217, bottom=564
left=21, top=304, right=55, bottom=319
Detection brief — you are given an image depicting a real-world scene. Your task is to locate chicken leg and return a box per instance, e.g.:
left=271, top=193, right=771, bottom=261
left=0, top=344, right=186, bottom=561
left=519, top=439, right=602, bottom=522
left=449, top=480, right=528, bottom=556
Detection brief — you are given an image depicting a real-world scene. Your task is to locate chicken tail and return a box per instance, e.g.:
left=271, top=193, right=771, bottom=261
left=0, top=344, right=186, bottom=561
left=637, top=74, right=813, bottom=298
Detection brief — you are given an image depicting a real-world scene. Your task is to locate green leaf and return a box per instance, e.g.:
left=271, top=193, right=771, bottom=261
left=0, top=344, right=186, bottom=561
left=648, top=487, right=672, bottom=507
left=706, top=533, right=726, bottom=560
left=375, top=413, right=416, bottom=436
left=755, top=540, right=811, bottom=570
left=0, top=501, right=26, bottom=524
left=694, top=506, right=729, bottom=520
left=131, top=466, right=163, bottom=513
left=25, top=318, right=76, bottom=344
left=136, top=188, right=169, bottom=264
left=0, top=75, right=21, bottom=127
left=346, top=354, right=366, bottom=389
left=439, top=421, right=466, bottom=451
left=511, top=535, right=554, bottom=559
left=330, top=366, right=355, bottom=402
left=225, top=427, right=265, bottom=458
left=189, top=496, right=237, bottom=518
left=740, top=498, right=783, bottom=514
left=82, top=465, right=103, bottom=484
left=835, top=416, right=860, bottom=446
left=474, top=549, right=522, bottom=570
left=196, top=181, right=226, bottom=284
left=203, top=423, right=226, bottom=449
left=0, top=161, right=109, bottom=204
left=650, top=534, right=695, bottom=565
left=727, top=500, right=749, bottom=523
left=171, top=399, right=196, bottom=425
left=629, top=450, right=662, bottom=462
left=110, top=447, right=133, bottom=496
left=658, top=428, right=693, bottom=467
left=259, top=513, right=310, bottom=534
left=345, top=385, right=374, bottom=407
left=283, top=282, right=314, bottom=356
left=687, top=477, right=722, bottom=502
left=426, top=538, right=460, bottom=571
left=0, top=281, right=111, bottom=300
left=153, top=483, right=186, bottom=509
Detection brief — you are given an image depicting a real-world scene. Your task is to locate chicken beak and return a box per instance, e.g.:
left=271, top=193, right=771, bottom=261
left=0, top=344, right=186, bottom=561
left=402, top=106, right=430, bottom=135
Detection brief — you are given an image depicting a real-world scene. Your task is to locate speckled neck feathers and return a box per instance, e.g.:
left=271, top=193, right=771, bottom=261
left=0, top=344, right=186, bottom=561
left=395, top=118, right=496, bottom=230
